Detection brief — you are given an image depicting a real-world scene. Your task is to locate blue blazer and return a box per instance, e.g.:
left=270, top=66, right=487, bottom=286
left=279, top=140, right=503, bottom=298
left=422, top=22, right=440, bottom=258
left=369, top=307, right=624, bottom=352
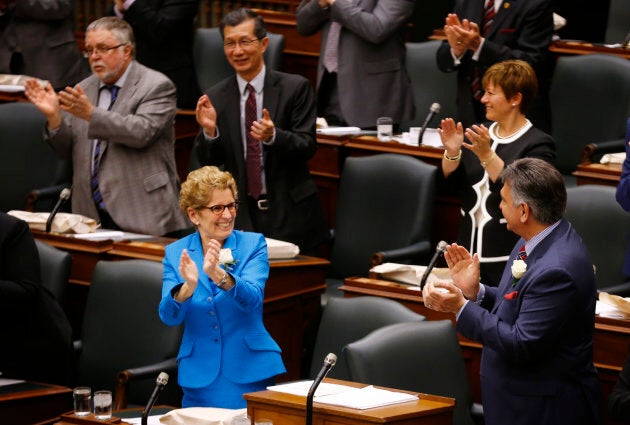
left=457, top=219, right=601, bottom=425
left=159, top=230, right=286, bottom=388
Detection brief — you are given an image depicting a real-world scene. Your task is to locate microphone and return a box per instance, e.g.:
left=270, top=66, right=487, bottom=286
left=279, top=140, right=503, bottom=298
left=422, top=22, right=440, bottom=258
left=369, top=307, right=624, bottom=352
left=306, top=353, right=337, bottom=425
left=46, top=187, right=71, bottom=233
left=417, top=103, right=441, bottom=146
left=141, top=372, right=169, bottom=425
left=419, top=240, right=448, bottom=290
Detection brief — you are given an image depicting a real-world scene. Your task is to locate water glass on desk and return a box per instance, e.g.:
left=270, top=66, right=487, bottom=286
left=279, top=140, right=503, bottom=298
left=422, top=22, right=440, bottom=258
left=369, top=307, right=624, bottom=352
left=73, top=386, right=91, bottom=416
left=93, top=390, right=113, bottom=420
left=377, top=117, right=393, bottom=141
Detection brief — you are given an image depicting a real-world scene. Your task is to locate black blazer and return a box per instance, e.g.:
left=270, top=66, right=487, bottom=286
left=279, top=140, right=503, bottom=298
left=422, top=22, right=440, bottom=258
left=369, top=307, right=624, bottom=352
left=195, top=70, right=329, bottom=252
left=436, top=0, right=554, bottom=132
left=120, top=0, right=201, bottom=109
left=0, top=213, right=73, bottom=385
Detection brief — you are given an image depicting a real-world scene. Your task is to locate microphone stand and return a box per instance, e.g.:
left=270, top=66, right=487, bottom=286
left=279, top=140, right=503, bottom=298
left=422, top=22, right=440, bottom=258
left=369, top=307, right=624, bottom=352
left=306, top=353, right=337, bottom=425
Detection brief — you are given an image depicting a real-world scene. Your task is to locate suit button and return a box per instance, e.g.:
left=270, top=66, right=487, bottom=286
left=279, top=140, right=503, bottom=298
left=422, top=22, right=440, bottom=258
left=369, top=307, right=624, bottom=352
left=213, top=324, right=219, bottom=330
left=207, top=297, right=213, bottom=302
left=209, top=310, right=215, bottom=316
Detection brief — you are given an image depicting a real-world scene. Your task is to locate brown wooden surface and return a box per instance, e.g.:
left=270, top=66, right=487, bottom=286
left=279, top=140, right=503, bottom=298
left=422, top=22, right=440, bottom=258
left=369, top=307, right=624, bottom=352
left=549, top=40, right=630, bottom=60
left=245, top=378, right=454, bottom=425
left=340, top=276, right=630, bottom=425
left=573, top=162, right=622, bottom=187
left=32, top=231, right=329, bottom=382
left=0, top=381, right=73, bottom=425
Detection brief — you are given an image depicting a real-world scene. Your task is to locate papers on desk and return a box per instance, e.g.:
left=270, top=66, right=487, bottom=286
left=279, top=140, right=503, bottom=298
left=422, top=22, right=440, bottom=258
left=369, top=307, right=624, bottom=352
left=317, top=126, right=362, bottom=135
left=600, top=152, right=625, bottom=164
left=370, top=262, right=452, bottom=286
left=0, top=74, right=48, bottom=90
left=8, top=210, right=99, bottom=234
left=267, top=380, right=418, bottom=410
left=265, top=237, right=300, bottom=259
left=122, top=415, right=165, bottom=425
left=0, top=378, right=25, bottom=387
left=393, top=128, right=443, bottom=148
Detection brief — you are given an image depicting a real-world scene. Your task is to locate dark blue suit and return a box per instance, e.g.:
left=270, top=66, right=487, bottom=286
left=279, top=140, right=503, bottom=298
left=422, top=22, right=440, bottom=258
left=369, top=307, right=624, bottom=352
left=457, top=219, right=601, bottom=425
left=615, top=118, right=630, bottom=276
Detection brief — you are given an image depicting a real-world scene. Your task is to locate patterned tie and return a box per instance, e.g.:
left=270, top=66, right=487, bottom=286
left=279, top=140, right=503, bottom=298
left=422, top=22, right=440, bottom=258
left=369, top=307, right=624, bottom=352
left=91, top=85, right=119, bottom=209
left=245, top=84, right=263, bottom=200
left=517, top=245, right=527, bottom=261
left=323, top=22, right=341, bottom=73
left=472, top=0, right=496, bottom=100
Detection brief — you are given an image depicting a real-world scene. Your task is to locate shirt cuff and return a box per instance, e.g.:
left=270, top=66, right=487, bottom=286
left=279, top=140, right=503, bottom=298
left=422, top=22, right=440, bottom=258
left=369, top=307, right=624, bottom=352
left=204, top=127, right=220, bottom=140
left=262, top=128, right=276, bottom=145
left=471, top=37, right=486, bottom=61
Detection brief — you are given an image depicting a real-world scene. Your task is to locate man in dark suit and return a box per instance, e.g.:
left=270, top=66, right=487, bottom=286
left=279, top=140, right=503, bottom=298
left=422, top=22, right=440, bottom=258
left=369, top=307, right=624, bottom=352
left=0, top=0, right=87, bottom=89
left=195, top=8, right=329, bottom=255
left=0, top=212, right=73, bottom=385
left=436, top=0, right=553, bottom=132
left=25, top=16, right=187, bottom=236
left=296, top=0, right=415, bottom=129
left=423, top=158, right=601, bottom=425
left=113, top=0, right=201, bottom=109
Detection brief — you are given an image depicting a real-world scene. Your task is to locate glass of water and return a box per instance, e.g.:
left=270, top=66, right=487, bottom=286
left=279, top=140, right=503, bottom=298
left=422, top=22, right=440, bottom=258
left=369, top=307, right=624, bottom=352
left=377, top=117, right=393, bottom=142
left=73, top=386, right=92, bottom=416
left=93, top=390, right=112, bottom=420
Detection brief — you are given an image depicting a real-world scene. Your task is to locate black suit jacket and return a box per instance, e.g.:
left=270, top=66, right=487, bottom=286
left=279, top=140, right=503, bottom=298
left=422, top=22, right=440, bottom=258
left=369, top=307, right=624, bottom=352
left=436, top=0, right=554, bottom=132
left=0, top=213, right=73, bottom=385
left=195, top=70, right=329, bottom=252
left=120, top=0, right=201, bottom=108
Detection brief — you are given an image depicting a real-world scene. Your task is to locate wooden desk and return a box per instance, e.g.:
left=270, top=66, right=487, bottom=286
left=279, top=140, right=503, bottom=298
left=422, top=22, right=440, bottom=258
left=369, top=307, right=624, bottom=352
left=573, top=162, right=622, bottom=186
left=33, top=232, right=329, bottom=382
left=245, top=378, right=454, bottom=425
left=340, top=276, right=630, bottom=425
left=0, top=381, right=73, bottom=425
left=550, top=40, right=630, bottom=60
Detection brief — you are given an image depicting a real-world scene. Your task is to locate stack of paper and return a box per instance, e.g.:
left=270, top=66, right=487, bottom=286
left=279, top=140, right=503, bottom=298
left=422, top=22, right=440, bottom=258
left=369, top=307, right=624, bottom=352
left=265, top=237, right=300, bottom=259
left=369, top=262, right=452, bottom=286
left=267, top=380, right=418, bottom=410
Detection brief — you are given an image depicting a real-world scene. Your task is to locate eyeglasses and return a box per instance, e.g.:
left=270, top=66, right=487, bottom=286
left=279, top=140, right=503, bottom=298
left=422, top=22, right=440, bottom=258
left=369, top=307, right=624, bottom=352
left=223, top=38, right=262, bottom=50
left=198, top=202, right=239, bottom=215
left=83, top=43, right=127, bottom=57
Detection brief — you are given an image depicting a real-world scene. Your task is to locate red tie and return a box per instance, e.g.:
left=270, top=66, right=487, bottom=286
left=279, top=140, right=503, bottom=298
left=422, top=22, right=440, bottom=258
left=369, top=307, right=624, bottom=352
left=517, top=245, right=527, bottom=261
left=245, top=84, right=263, bottom=199
left=472, top=0, right=496, bottom=100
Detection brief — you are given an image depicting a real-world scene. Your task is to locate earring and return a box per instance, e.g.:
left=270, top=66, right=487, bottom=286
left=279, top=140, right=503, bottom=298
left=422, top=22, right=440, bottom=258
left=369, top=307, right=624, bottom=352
left=512, top=103, right=516, bottom=107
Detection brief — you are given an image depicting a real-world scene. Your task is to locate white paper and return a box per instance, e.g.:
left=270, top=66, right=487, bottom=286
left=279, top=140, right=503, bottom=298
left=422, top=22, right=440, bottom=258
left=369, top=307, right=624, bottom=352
left=317, top=126, right=362, bottom=135
left=0, top=378, right=25, bottom=387
left=265, top=237, right=300, bottom=259
left=123, top=415, right=165, bottom=424
left=420, top=128, right=443, bottom=148
left=71, top=230, right=127, bottom=240
left=0, top=84, right=24, bottom=92
left=267, top=380, right=354, bottom=397
left=314, top=385, right=418, bottom=410
left=600, top=152, right=625, bottom=164
left=370, top=262, right=452, bottom=286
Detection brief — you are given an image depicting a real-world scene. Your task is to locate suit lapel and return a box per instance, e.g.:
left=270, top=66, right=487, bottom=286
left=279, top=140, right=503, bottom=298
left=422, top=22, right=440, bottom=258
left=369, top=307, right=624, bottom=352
left=485, top=0, right=520, bottom=39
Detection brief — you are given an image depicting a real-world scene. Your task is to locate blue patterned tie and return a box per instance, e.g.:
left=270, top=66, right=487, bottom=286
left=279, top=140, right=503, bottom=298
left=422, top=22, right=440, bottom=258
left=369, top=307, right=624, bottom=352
left=91, top=85, right=119, bottom=209
left=517, top=245, right=527, bottom=261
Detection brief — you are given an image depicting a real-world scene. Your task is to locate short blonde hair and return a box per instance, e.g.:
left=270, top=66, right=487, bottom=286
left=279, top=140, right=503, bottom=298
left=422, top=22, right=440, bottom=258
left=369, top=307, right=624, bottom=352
left=179, top=166, right=238, bottom=213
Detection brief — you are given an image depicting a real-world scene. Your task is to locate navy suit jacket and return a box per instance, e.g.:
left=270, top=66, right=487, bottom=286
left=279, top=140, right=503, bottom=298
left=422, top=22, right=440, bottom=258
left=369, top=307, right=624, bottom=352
left=159, top=230, right=286, bottom=389
left=436, top=0, right=553, bottom=131
left=615, top=118, right=630, bottom=275
left=195, top=70, right=329, bottom=252
left=457, top=219, right=601, bottom=425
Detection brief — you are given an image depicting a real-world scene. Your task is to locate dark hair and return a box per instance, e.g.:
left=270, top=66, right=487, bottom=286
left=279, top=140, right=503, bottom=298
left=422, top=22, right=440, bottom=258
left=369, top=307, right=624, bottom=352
left=220, top=8, right=267, bottom=39
left=482, top=60, right=538, bottom=114
left=500, top=158, right=566, bottom=225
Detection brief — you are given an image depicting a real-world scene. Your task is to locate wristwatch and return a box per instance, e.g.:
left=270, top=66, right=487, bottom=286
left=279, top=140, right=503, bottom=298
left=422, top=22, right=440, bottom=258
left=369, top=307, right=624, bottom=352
left=217, top=272, right=228, bottom=289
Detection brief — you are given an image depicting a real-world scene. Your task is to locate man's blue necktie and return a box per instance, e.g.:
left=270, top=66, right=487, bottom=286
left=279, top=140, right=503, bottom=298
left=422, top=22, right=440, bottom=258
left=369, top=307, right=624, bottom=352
left=91, top=85, right=119, bottom=209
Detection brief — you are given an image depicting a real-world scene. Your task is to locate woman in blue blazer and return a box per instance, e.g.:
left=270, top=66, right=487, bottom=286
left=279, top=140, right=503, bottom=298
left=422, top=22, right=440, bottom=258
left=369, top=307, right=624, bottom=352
left=159, top=166, right=286, bottom=408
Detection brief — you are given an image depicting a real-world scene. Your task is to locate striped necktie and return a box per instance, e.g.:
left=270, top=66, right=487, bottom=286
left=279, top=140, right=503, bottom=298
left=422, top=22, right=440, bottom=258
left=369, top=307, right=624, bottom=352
left=91, top=85, right=119, bottom=209
left=245, top=84, right=263, bottom=200
left=517, top=245, right=527, bottom=261
left=472, top=0, right=496, bottom=100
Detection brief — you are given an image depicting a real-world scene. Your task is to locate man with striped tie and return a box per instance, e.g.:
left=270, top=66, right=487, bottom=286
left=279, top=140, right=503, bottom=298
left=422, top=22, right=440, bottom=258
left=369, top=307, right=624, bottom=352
left=24, top=16, right=187, bottom=236
left=436, top=0, right=554, bottom=133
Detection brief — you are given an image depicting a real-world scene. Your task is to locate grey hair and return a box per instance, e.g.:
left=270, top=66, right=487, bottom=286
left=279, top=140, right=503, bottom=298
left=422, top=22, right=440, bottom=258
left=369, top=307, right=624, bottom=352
left=500, top=158, right=566, bottom=225
left=86, top=17, right=136, bottom=57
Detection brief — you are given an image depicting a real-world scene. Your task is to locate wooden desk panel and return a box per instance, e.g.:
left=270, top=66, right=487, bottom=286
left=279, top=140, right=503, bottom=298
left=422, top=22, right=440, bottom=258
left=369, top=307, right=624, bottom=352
left=0, top=381, right=73, bottom=425
left=340, top=276, right=630, bottom=425
left=573, top=162, right=622, bottom=187
left=245, top=378, right=454, bottom=425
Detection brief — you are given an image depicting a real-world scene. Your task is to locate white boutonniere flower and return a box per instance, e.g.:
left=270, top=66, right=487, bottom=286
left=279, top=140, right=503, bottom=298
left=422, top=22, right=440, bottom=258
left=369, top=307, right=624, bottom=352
left=219, top=248, right=237, bottom=270
left=511, top=259, right=527, bottom=282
